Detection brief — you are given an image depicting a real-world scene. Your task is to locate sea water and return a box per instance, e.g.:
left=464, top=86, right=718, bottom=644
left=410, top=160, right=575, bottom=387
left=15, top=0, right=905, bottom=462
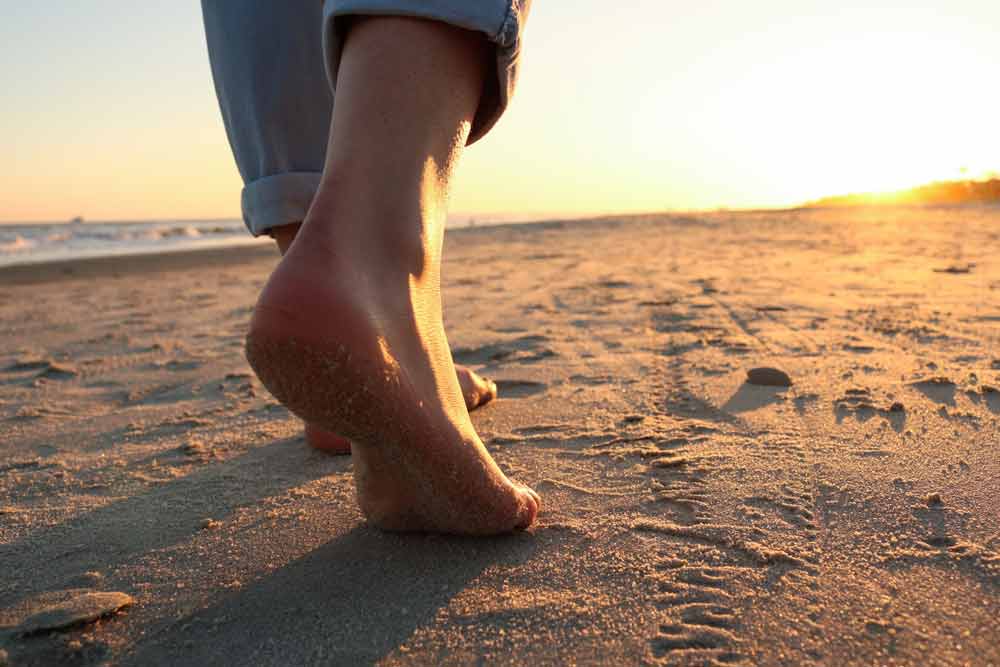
left=0, top=213, right=550, bottom=268
left=0, top=219, right=263, bottom=268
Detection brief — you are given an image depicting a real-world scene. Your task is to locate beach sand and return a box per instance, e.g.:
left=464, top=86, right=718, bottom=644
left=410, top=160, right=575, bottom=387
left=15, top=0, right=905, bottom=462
left=1, top=208, right=998, bottom=666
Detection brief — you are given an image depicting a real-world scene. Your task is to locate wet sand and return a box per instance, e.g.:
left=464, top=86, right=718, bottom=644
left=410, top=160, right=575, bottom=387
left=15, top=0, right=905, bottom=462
left=1, top=208, right=999, bottom=665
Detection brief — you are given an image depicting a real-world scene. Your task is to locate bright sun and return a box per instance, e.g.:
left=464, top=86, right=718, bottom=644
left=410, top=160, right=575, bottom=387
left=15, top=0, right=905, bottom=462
left=731, top=43, right=986, bottom=201
left=727, top=12, right=997, bottom=202
left=625, top=6, right=1000, bottom=209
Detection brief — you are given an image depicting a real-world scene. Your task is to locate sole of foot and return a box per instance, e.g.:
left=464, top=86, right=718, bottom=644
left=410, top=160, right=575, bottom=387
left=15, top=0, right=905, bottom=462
left=305, top=366, right=497, bottom=455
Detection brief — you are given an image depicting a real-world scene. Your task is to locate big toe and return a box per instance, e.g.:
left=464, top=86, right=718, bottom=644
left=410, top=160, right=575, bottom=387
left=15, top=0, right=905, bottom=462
left=456, top=365, right=498, bottom=410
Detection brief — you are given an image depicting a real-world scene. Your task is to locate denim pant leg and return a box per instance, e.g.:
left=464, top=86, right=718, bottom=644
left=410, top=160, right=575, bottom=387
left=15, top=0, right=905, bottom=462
left=202, top=1, right=531, bottom=237
left=323, top=0, right=532, bottom=143
left=202, top=0, right=331, bottom=237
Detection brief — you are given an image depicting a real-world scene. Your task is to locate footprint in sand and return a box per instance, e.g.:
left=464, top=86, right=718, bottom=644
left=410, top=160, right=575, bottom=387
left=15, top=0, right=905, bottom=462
left=452, top=335, right=556, bottom=366
left=909, top=376, right=957, bottom=406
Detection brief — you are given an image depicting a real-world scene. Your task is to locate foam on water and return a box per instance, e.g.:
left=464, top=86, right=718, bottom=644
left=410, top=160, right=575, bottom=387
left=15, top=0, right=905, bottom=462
left=0, top=212, right=557, bottom=268
left=0, top=220, right=265, bottom=267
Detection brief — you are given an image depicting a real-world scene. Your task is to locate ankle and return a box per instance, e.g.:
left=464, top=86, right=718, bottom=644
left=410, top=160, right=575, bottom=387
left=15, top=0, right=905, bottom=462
left=295, top=181, right=445, bottom=285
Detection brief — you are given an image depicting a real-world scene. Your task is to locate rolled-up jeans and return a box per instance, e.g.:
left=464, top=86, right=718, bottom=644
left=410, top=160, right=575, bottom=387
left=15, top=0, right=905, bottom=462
left=201, top=0, right=531, bottom=237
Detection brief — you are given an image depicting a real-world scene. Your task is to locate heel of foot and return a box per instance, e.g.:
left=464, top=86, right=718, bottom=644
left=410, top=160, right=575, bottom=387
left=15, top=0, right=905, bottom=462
left=245, top=331, right=401, bottom=443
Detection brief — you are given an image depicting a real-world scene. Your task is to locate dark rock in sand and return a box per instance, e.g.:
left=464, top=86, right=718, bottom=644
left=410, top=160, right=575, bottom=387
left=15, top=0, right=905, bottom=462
left=888, top=402, right=905, bottom=413
left=17, top=592, right=134, bottom=636
left=746, top=367, right=793, bottom=387
left=925, top=492, right=944, bottom=508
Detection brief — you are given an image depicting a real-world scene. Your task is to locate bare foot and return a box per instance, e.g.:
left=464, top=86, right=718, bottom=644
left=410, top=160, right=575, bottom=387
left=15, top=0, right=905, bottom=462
left=246, top=16, right=539, bottom=535
left=305, top=365, right=497, bottom=455
left=273, top=226, right=498, bottom=458
left=246, top=239, right=539, bottom=534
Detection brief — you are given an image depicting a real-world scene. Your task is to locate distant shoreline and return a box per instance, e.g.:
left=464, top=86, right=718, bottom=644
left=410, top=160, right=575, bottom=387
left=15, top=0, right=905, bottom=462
left=805, top=178, right=1000, bottom=208
left=5, top=204, right=1000, bottom=278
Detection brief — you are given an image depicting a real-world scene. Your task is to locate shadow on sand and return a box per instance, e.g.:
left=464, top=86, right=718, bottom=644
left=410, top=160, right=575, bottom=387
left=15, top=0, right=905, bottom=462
left=121, top=527, right=539, bottom=666
left=721, top=383, right=788, bottom=414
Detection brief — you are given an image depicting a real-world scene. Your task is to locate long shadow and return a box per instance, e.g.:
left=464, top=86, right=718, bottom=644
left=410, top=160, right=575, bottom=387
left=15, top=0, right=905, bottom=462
left=0, top=437, right=344, bottom=610
left=121, top=526, right=539, bottom=666
left=720, top=383, right=787, bottom=414
left=910, top=380, right=957, bottom=406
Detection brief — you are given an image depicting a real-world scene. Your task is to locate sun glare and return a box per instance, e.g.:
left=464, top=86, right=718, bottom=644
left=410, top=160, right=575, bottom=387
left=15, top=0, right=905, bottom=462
left=745, top=18, right=994, bottom=202
left=622, top=6, right=1000, bottom=209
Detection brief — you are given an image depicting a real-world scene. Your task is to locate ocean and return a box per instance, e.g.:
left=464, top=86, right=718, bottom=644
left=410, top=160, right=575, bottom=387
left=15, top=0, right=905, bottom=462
left=0, top=219, right=264, bottom=268
left=0, top=213, right=549, bottom=268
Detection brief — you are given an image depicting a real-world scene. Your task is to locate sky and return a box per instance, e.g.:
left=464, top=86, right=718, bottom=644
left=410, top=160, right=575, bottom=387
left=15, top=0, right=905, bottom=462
left=2, top=1, right=999, bottom=223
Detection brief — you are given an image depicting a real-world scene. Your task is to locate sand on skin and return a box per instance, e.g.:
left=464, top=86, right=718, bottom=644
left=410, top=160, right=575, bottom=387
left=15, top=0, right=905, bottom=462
left=1, top=207, right=999, bottom=665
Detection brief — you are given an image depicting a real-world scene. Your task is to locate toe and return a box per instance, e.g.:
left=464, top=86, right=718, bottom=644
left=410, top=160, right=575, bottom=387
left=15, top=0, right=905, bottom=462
left=477, top=376, right=498, bottom=408
left=526, top=486, right=541, bottom=509
left=514, top=485, right=540, bottom=529
left=456, top=364, right=497, bottom=411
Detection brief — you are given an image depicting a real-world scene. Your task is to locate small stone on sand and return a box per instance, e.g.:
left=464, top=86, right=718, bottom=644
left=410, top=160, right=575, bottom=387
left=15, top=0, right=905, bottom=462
left=925, top=492, right=944, bottom=507
left=201, top=518, right=222, bottom=530
left=17, top=592, right=134, bottom=636
left=888, top=402, right=905, bottom=412
left=746, top=367, right=793, bottom=387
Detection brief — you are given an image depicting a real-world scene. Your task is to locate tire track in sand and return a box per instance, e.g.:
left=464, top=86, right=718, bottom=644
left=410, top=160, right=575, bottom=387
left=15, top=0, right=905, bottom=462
left=622, top=298, right=825, bottom=665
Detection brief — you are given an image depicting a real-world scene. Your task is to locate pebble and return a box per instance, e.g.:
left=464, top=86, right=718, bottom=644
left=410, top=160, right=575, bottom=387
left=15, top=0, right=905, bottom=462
left=925, top=492, right=944, bottom=507
left=888, top=402, right=905, bottom=412
left=17, top=592, right=134, bottom=636
left=746, top=367, right=793, bottom=387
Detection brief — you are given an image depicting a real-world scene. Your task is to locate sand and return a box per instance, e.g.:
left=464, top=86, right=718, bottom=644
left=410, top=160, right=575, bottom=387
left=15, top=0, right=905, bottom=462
left=1, top=208, right=998, bottom=666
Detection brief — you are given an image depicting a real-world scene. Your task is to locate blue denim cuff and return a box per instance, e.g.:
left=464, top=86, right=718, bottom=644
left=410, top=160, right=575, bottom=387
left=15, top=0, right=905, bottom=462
left=241, top=172, right=323, bottom=237
left=323, top=0, right=531, bottom=144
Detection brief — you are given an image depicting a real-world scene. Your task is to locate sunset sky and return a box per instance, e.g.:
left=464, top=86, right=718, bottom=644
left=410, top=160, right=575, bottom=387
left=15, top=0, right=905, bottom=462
left=2, top=1, right=999, bottom=223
